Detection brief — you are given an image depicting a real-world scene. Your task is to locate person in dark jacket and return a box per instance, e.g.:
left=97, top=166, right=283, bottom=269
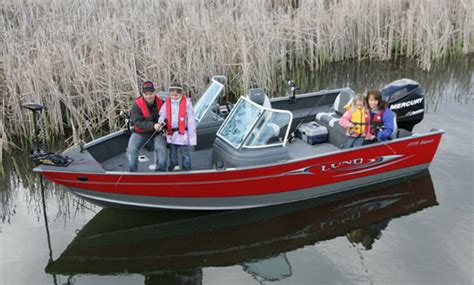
left=127, top=81, right=167, bottom=172
left=363, top=89, right=395, bottom=145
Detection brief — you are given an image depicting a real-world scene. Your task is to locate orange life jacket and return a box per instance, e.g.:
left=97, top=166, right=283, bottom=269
left=348, top=108, right=370, bottom=136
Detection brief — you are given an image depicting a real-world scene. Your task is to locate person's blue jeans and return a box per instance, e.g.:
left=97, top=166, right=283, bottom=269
left=343, top=136, right=364, bottom=149
left=127, top=132, right=167, bottom=172
left=169, top=144, right=191, bottom=171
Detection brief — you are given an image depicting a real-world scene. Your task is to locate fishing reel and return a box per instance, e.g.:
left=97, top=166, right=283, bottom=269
left=120, top=110, right=131, bottom=134
left=287, top=132, right=297, bottom=144
left=287, top=80, right=299, bottom=91
left=374, top=125, right=385, bottom=132
left=156, top=120, right=167, bottom=135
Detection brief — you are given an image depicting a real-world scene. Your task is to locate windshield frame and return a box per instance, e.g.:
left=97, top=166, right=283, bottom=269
left=194, top=79, right=225, bottom=124
left=216, top=97, right=262, bottom=149
left=216, top=97, right=293, bottom=150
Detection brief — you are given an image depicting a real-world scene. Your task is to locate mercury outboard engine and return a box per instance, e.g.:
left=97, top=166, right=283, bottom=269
left=381, top=78, right=424, bottom=132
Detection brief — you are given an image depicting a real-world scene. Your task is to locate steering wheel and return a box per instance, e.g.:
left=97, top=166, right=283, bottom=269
left=225, top=101, right=234, bottom=113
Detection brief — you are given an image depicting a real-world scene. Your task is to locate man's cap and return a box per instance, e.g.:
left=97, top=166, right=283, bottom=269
left=142, top=81, right=155, bottom=93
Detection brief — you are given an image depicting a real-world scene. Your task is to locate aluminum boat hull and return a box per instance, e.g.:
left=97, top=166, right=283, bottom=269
left=36, top=131, right=443, bottom=210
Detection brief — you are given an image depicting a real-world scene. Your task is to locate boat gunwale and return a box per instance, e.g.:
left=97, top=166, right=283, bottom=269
left=33, top=129, right=445, bottom=175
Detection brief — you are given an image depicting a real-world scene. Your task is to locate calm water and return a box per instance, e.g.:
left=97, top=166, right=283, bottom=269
left=1, top=57, right=473, bottom=285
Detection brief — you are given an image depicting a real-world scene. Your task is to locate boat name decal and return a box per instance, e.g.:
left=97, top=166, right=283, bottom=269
left=286, top=155, right=406, bottom=176
left=407, top=139, right=434, bottom=147
left=320, top=155, right=402, bottom=173
left=320, top=158, right=375, bottom=172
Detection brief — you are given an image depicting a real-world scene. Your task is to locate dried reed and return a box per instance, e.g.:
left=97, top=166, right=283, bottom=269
left=1, top=0, right=472, bottom=153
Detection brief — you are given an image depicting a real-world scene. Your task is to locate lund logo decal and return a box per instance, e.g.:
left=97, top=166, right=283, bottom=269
left=286, top=155, right=409, bottom=176
left=321, top=155, right=402, bottom=172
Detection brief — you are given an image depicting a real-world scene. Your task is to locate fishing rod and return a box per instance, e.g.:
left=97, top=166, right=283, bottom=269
left=137, top=120, right=168, bottom=153
left=120, top=110, right=167, bottom=153
left=294, top=94, right=327, bottom=129
left=287, top=82, right=328, bottom=142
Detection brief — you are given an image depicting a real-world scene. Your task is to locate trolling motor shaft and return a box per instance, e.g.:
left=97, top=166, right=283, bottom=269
left=22, top=103, right=71, bottom=167
left=23, top=103, right=45, bottom=154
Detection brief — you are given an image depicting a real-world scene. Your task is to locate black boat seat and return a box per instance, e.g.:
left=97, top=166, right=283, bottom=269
left=390, top=112, right=398, bottom=139
left=247, top=88, right=271, bottom=109
left=392, top=114, right=398, bottom=139
left=315, top=88, right=354, bottom=148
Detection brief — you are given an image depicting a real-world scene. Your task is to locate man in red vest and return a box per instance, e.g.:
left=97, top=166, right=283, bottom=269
left=126, top=81, right=167, bottom=172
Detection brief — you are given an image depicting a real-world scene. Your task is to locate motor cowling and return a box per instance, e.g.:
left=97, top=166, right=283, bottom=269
left=381, top=79, right=424, bottom=132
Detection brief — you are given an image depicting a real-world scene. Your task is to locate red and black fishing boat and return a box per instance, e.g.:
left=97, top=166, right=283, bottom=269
left=26, top=77, right=443, bottom=210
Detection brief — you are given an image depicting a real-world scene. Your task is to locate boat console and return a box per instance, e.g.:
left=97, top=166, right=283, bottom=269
left=212, top=96, right=293, bottom=168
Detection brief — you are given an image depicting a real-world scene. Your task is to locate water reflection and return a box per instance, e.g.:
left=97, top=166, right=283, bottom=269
left=44, top=171, right=436, bottom=284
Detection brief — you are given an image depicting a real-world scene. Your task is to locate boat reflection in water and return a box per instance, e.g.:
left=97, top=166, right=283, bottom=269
left=45, top=170, right=437, bottom=284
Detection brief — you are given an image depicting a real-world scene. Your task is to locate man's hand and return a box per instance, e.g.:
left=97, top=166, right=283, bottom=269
left=154, top=123, right=162, bottom=132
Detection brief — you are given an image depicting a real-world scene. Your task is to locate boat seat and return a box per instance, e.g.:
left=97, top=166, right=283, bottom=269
left=247, top=88, right=271, bottom=109
left=315, top=88, right=355, bottom=148
left=315, top=88, right=354, bottom=124
left=257, top=123, right=281, bottom=145
left=391, top=112, right=398, bottom=139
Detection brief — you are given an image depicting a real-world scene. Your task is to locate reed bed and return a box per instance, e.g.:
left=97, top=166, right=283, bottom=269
left=1, top=0, right=472, bottom=156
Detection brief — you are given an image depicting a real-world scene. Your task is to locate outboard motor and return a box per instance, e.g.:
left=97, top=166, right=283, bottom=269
left=381, top=79, right=424, bottom=132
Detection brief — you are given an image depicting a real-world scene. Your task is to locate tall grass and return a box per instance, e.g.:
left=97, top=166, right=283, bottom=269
left=1, top=0, right=472, bottom=156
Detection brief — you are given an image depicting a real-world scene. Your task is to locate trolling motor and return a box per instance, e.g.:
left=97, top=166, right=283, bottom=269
left=22, top=103, right=71, bottom=167
left=287, top=80, right=299, bottom=103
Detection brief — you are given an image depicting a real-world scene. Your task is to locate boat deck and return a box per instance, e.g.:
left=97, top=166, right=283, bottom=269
left=101, top=148, right=214, bottom=172
left=100, top=138, right=339, bottom=172
left=286, top=139, right=339, bottom=159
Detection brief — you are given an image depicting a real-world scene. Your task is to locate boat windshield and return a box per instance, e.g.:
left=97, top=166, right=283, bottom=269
left=217, top=97, right=292, bottom=149
left=194, top=79, right=225, bottom=123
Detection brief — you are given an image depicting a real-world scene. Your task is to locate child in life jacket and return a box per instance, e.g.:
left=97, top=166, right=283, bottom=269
left=363, top=90, right=395, bottom=145
left=339, top=93, right=371, bottom=148
left=158, top=83, right=197, bottom=171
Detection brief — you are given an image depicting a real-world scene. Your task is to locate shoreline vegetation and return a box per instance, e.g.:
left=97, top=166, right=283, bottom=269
left=0, top=0, right=472, bottom=161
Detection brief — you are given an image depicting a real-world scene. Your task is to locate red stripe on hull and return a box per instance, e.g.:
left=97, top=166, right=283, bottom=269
left=41, top=133, right=442, bottom=198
